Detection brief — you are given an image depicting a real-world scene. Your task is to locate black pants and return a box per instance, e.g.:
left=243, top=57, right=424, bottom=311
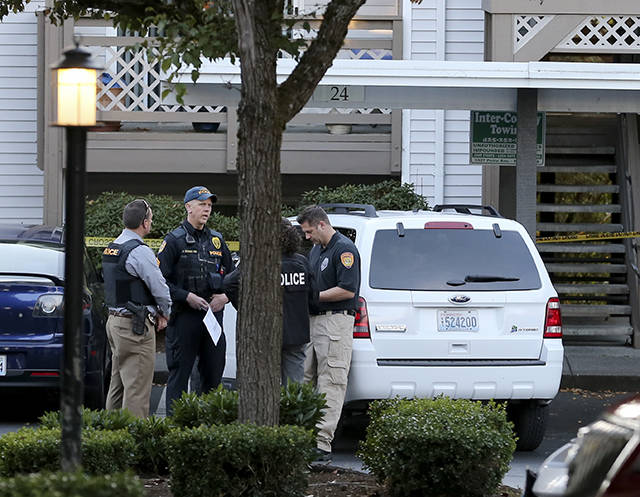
left=165, top=310, right=226, bottom=415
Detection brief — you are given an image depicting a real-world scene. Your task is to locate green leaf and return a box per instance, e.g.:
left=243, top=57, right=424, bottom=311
left=161, top=57, right=172, bottom=72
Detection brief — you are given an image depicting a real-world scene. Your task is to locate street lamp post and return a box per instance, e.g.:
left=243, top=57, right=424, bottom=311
left=51, top=43, right=102, bottom=471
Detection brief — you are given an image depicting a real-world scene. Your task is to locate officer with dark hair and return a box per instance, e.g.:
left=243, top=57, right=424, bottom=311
left=297, top=204, right=361, bottom=461
left=158, top=186, right=233, bottom=415
left=103, top=199, right=171, bottom=418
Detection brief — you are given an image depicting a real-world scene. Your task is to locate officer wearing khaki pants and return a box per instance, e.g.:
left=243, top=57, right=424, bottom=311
left=297, top=205, right=361, bottom=461
left=102, top=199, right=171, bottom=418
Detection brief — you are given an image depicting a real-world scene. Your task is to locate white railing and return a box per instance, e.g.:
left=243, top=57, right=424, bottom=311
left=77, top=17, right=399, bottom=125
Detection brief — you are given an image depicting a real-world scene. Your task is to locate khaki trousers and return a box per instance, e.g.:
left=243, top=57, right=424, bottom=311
left=304, top=313, right=354, bottom=452
left=105, top=314, right=155, bottom=418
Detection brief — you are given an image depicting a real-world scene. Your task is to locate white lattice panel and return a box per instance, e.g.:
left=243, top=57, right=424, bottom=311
left=555, top=16, right=640, bottom=52
left=514, top=15, right=553, bottom=52
left=96, top=45, right=162, bottom=112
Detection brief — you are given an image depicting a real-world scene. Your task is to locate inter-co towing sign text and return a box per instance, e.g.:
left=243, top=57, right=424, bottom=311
left=470, top=111, right=546, bottom=166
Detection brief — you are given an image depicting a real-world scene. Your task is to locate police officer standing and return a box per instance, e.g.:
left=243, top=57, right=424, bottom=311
left=297, top=205, right=361, bottom=460
left=158, top=186, right=233, bottom=414
left=103, top=199, right=171, bottom=418
left=222, top=218, right=316, bottom=384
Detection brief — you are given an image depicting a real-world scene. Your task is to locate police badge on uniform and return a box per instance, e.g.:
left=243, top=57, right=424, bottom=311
left=320, top=257, right=329, bottom=271
left=340, top=252, right=354, bottom=268
left=212, top=237, right=221, bottom=249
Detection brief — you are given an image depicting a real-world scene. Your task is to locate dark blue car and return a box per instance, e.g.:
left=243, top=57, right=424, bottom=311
left=0, top=224, right=108, bottom=408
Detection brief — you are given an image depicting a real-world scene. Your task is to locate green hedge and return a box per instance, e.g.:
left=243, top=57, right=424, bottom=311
left=170, top=382, right=325, bottom=434
left=85, top=192, right=239, bottom=241
left=0, top=427, right=136, bottom=477
left=85, top=180, right=426, bottom=241
left=166, top=424, right=314, bottom=497
left=39, top=407, right=136, bottom=431
left=358, top=397, right=516, bottom=497
left=38, top=409, right=171, bottom=475
left=0, top=471, right=143, bottom=497
left=299, top=180, right=428, bottom=211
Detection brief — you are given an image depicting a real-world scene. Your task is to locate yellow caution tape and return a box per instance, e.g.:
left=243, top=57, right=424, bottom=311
left=536, top=231, right=640, bottom=243
left=85, top=237, right=240, bottom=252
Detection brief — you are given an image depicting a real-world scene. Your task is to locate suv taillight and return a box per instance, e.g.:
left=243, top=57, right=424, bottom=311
left=354, top=297, right=370, bottom=339
left=544, top=297, right=562, bottom=338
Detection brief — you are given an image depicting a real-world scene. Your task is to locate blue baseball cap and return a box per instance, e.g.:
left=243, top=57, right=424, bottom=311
left=184, top=186, right=216, bottom=204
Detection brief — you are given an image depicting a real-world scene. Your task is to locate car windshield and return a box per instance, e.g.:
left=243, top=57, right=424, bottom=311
left=369, top=229, right=541, bottom=291
left=0, top=241, right=65, bottom=280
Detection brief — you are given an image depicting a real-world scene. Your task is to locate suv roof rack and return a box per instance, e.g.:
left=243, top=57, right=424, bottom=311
left=432, top=204, right=502, bottom=218
left=319, top=203, right=378, bottom=218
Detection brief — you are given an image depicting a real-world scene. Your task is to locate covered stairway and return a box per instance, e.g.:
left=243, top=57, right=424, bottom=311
left=536, top=114, right=640, bottom=344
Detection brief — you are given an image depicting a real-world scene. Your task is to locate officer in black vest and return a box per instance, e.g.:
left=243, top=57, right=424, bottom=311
left=103, top=199, right=171, bottom=418
left=222, top=218, right=316, bottom=384
left=158, top=186, right=233, bottom=415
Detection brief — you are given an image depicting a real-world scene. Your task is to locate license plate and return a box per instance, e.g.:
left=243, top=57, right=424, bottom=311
left=437, top=310, right=479, bottom=332
left=0, top=355, right=5, bottom=376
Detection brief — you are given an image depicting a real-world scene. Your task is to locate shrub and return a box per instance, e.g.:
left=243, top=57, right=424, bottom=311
left=298, top=180, right=429, bottom=211
left=0, top=427, right=136, bottom=476
left=279, top=380, right=326, bottom=433
left=0, top=471, right=144, bottom=497
left=170, top=386, right=239, bottom=428
left=166, top=424, right=314, bottom=497
left=358, top=397, right=516, bottom=497
left=39, top=408, right=171, bottom=475
left=39, top=407, right=136, bottom=431
left=128, top=415, right=173, bottom=475
left=85, top=191, right=239, bottom=241
left=84, top=191, right=239, bottom=270
left=170, top=383, right=326, bottom=433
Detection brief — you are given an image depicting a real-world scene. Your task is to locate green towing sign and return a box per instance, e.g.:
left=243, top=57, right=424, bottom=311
left=470, top=111, right=546, bottom=166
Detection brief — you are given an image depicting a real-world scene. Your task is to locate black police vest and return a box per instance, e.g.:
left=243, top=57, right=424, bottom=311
left=171, top=225, right=226, bottom=299
left=102, top=239, right=155, bottom=307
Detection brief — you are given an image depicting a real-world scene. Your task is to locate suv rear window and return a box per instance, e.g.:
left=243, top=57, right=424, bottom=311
left=369, top=229, right=541, bottom=291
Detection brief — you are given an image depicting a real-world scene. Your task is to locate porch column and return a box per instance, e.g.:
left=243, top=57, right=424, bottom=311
left=515, top=88, right=538, bottom=239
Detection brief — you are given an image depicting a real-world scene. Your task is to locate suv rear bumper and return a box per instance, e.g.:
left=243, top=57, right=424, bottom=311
left=344, top=339, right=563, bottom=404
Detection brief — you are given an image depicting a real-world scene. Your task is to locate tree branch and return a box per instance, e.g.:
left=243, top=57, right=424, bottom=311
left=276, top=0, right=365, bottom=123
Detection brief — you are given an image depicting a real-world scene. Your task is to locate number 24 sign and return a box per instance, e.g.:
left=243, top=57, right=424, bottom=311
left=313, top=85, right=364, bottom=103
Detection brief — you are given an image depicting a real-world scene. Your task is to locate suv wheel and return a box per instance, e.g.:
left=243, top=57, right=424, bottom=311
left=509, top=401, right=549, bottom=451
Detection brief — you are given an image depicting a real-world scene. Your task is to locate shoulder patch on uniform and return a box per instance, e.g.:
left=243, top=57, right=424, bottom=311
left=156, top=257, right=160, bottom=266
left=212, top=236, right=221, bottom=249
left=340, top=252, right=354, bottom=269
left=158, top=240, right=167, bottom=253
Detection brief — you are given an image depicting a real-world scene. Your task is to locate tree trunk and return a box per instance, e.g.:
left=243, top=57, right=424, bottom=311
left=233, top=0, right=284, bottom=425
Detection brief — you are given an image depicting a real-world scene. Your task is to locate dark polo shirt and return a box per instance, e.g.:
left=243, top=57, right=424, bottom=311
left=308, top=231, right=361, bottom=313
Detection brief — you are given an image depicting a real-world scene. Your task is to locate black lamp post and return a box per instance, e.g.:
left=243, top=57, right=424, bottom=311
left=51, top=42, right=102, bottom=471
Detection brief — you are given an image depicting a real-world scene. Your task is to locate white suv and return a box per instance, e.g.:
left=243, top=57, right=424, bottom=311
left=223, top=204, right=564, bottom=450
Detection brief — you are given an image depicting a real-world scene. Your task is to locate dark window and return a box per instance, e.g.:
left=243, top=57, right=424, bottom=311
left=369, top=229, right=541, bottom=291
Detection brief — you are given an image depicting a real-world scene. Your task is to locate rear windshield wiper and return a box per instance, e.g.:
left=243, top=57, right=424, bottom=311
left=464, top=274, right=520, bottom=282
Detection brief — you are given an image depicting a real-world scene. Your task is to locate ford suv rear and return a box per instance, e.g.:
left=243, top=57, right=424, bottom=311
left=224, top=204, right=564, bottom=450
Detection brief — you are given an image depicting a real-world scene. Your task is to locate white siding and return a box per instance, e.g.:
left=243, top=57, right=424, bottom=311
left=406, top=0, right=484, bottom=207
left=0, top=2, right=43, bottom=224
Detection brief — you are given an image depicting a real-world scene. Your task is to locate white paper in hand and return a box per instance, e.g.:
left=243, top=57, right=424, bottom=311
left=203, top=307, right=222, bottom=345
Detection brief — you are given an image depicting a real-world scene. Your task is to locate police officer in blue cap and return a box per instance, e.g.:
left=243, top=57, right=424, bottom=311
left=158, top=186, right=233, bottom=414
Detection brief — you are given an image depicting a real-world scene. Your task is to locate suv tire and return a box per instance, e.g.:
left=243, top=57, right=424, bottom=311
left=509, top=401, right=549, bottom=451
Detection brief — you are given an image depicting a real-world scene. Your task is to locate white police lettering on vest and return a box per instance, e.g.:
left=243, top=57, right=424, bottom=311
left=281, top=272, right=305, bottom=286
